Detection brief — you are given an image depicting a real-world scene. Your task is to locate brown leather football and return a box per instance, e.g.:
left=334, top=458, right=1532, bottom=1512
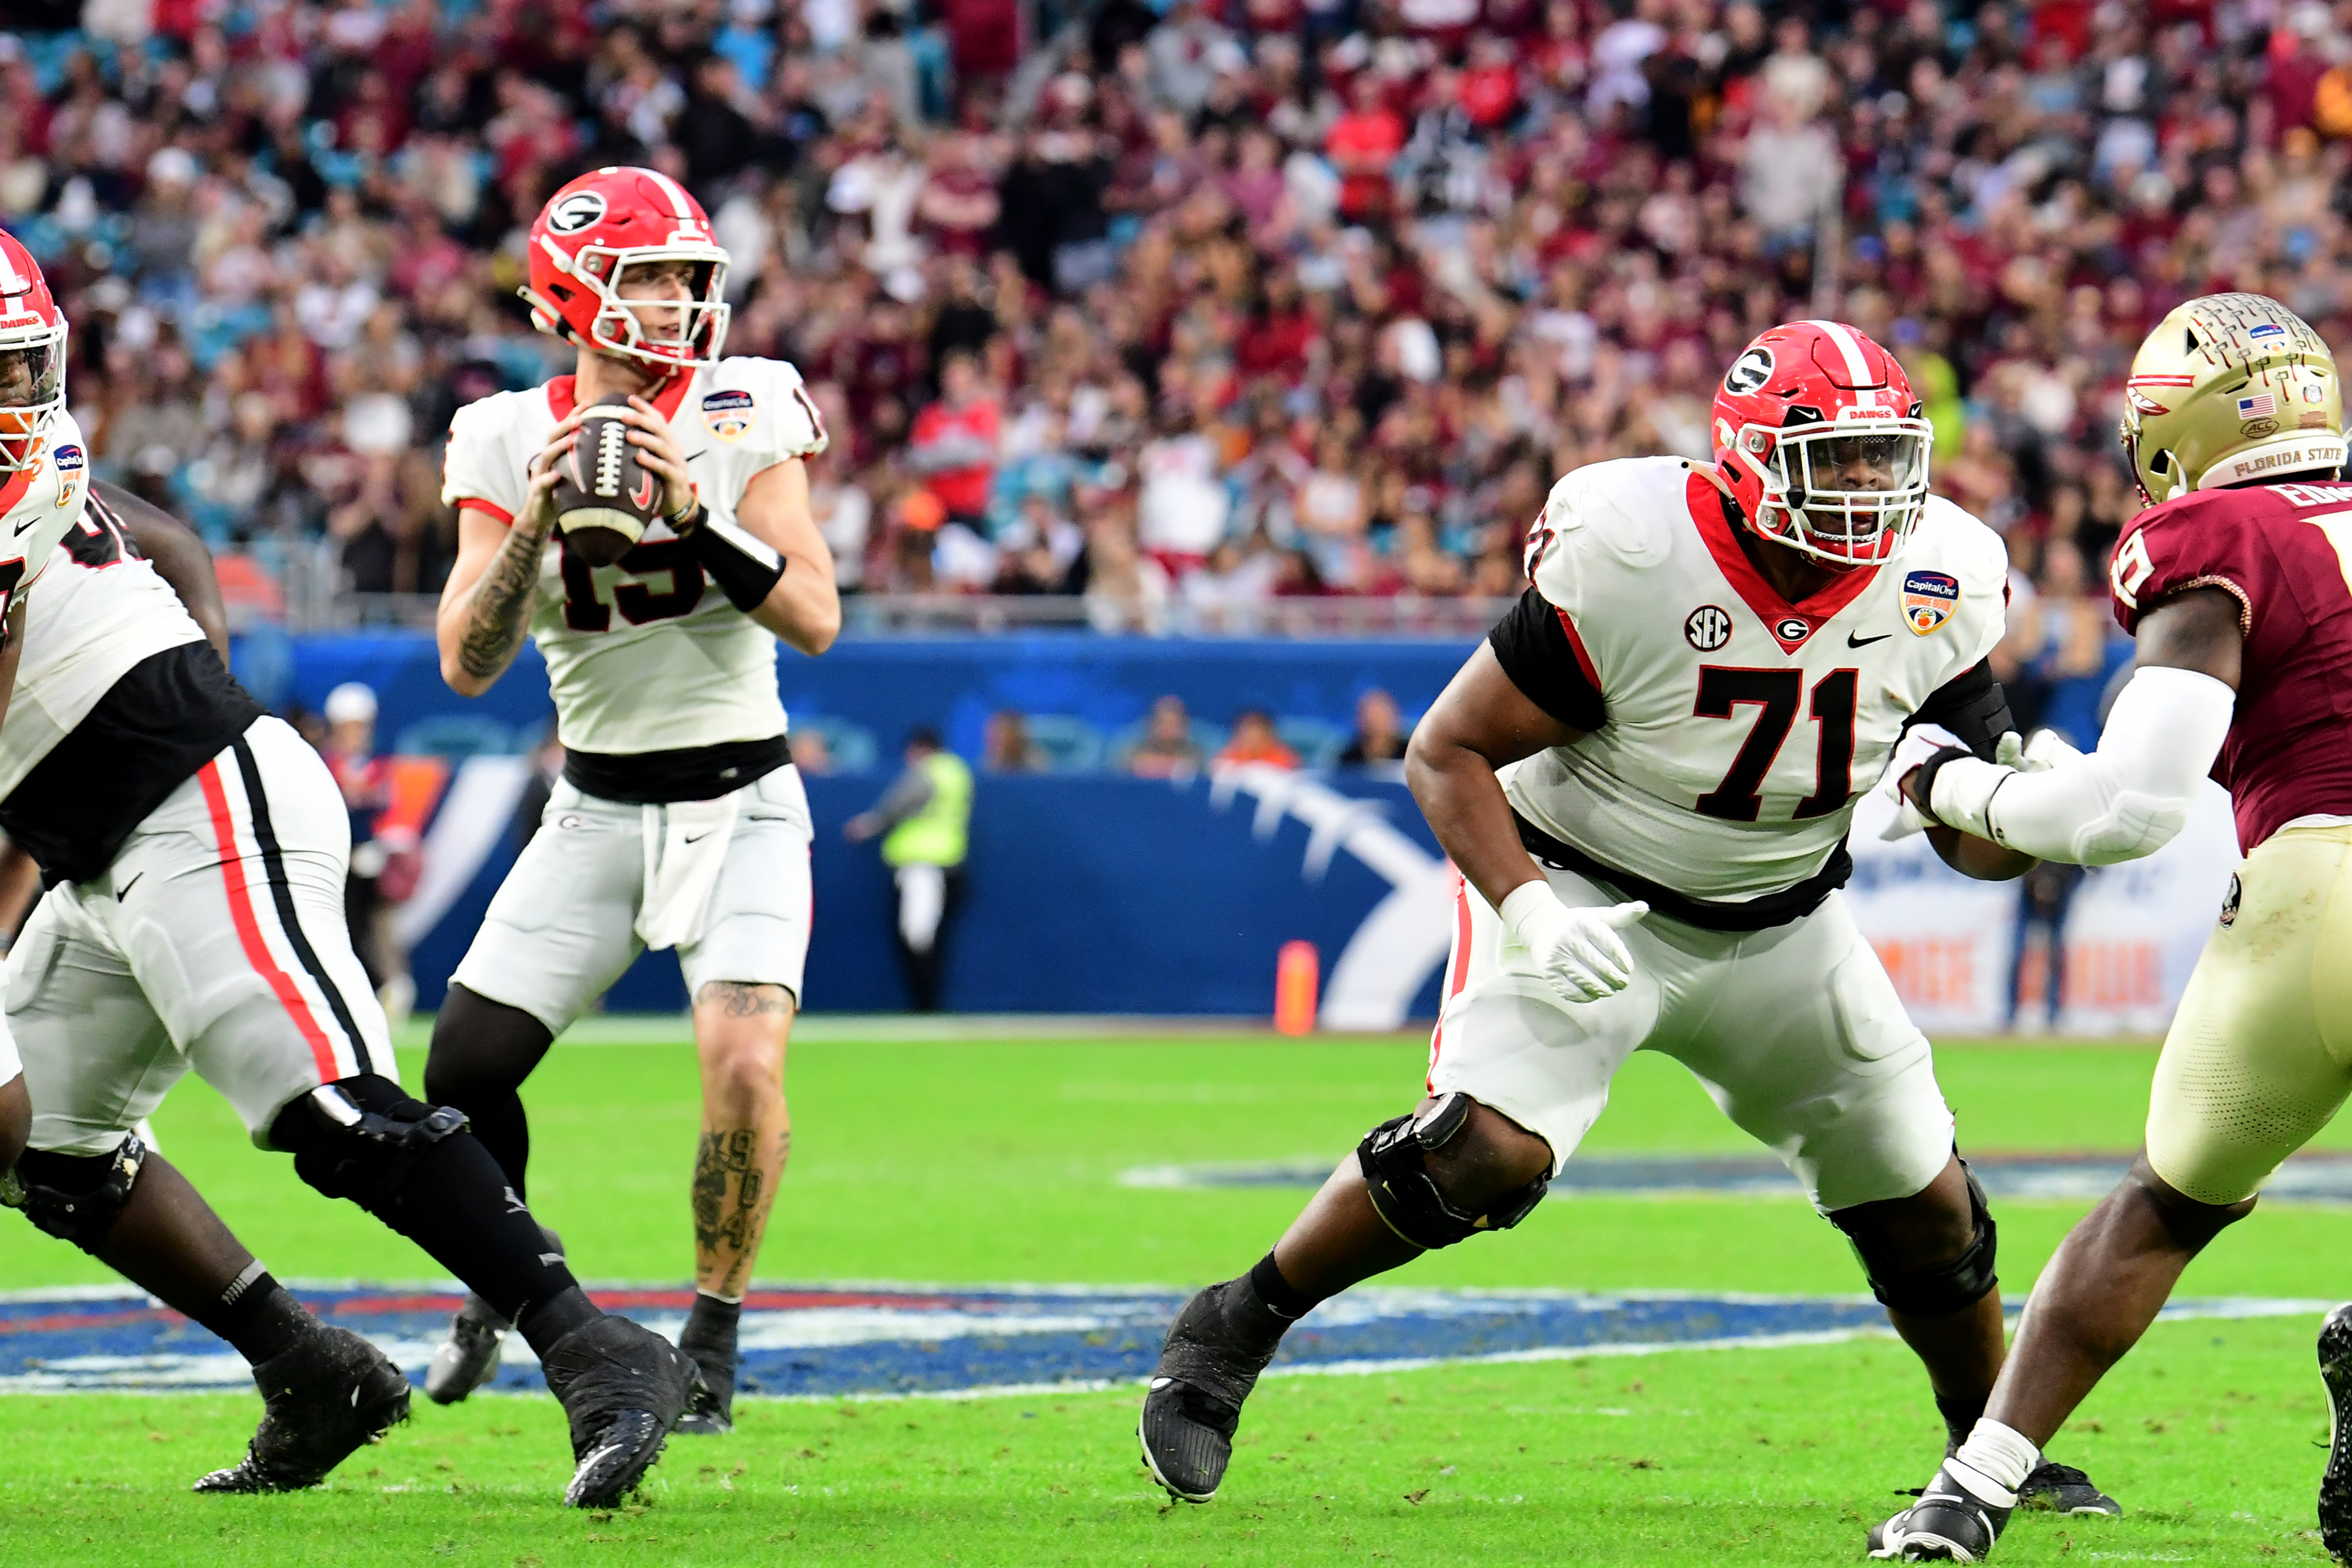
left=551, top=396, right=660, bottom=567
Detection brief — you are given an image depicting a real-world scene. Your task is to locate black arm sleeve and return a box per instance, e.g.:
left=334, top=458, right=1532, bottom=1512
left=1905, top=659, right=2017, bottom=760
left=1486, top=587, right=1604, bottom=732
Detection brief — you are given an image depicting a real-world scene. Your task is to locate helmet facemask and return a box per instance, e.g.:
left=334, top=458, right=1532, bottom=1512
left=1735, top=413, right=1932, bottom=569
left=546, top=243, right=731, bottom=369
left=0, top=326, right=65, bottom=473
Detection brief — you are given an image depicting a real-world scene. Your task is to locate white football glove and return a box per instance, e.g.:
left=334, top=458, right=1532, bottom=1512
left=1879, top=725, right=2073, bottom=841
left=1876, top=722, right=1973, bottom=840
left=1498, top=881, right=1649, bottom=1005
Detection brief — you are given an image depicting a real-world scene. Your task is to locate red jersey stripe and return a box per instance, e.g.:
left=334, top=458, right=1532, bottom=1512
left=195, top=761, right=340, bottom=1080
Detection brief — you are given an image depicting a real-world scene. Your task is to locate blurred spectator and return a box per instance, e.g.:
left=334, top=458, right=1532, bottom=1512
left=320, top=682, right=403, bottom=1006
left=2009, top=861, right=2087, bottom=1034
left=907, top=349, right=998, bottom=531
left=1126, top=695, right=1203, bottom=778
left=844, top=728, right=973, bottom=1013
left=983, top=709, right=1045, bottom=773
left=790, top=727, right=837, bottom=776
left=8, top=0, right=2344, bottom=623
left=1217, top=709, right=1299, bottom=770
left=1338, top=688, right=1410, bottom=767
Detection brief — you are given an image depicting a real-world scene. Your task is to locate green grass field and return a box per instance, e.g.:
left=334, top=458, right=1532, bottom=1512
left=5, top=1025, right=2350, bottom=1566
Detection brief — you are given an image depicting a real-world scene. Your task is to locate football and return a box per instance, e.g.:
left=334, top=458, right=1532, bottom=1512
left=550, top=396, right=662, bottom=567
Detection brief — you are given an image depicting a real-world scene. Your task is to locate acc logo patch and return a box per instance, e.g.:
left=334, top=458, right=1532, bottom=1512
left=546, top=190, right=607, bottom=235
left=1685, top=605, right=1732, bottom=651
left=1723, top=347, right=1774, bottom=396
left=52, top=442, right=82, bottom=510
left=701, top=388, right=757, bottom=442
left=1901, top=569, right=1960, bottom=634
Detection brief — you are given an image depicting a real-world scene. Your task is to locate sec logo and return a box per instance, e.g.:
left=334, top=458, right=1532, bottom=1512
left=1685, top=605, right=1732, bottom=651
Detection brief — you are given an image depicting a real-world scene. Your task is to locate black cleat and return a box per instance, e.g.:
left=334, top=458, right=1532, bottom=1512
left=2017, top=1460, right=2120, bottom=1516
left=193, top=1326, right=410, bottom=1493
left=541, top=1315, right=700, bottom=1508
left=1869, top=1462, right=2014, bottom=1562
left=2317, top=1303, right=2352, bottom=1562
left=424, top=1293, right=510, bottom=1406
left=676, top=1345, right=736, bottom=1436
left=1137, top=1277, right=1290, bottom=1503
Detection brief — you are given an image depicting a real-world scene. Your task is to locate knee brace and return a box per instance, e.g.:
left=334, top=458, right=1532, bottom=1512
left=1357, top=1092, right=1551, bottom=1251
left=274, top=1076, right=468, bottom=1211
left=1836, top=1158, right=1999, bottom=1318
left=1, top=1134, right=145, bottom=1252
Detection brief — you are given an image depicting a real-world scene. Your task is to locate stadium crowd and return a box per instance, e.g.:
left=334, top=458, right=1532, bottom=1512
left=0, top=0, right=2342, bottom=677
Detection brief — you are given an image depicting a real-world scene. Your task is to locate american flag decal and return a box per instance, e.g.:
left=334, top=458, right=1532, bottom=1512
left=2239, top=392, right=2278, bottom=419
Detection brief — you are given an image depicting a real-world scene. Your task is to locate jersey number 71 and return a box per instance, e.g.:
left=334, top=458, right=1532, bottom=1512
left=1692, top=666, right=1857, bottom=821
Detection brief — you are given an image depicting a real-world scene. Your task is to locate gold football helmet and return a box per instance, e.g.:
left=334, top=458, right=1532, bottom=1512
left=2120, top=292, right=2345, bottom=504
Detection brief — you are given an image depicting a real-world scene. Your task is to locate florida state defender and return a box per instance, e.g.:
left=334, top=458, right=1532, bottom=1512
left=1877, top=297, right=2352, bottom=1560
left=424, top=167, right=840, bottom=1432
left=1134, top=320, right=2111, bottom=1526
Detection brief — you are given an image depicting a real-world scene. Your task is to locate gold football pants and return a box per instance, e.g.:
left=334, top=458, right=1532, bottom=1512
left=2146, top=823, right=2352, bottom=1205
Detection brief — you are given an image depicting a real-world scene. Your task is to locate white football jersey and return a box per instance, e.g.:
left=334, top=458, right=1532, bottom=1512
left=1504, top=456, right=2009, bottom=903
left=441, top=357, right=828, bottom=756
left=0, top=497, right=212, bottom=799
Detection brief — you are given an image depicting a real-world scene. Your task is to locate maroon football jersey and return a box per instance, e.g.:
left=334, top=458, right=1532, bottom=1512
left=2110, top=479, right=2352, bottom=850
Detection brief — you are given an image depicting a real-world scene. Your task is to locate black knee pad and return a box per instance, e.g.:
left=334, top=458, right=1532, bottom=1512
left=2, top=1134, right=145, bottom=1252
left=275, top=1076, right=468, bottom=1211
left=1838, top=1158, right=1998, bottom=1317
left=1357, top=1092, right=1551, bottom=1251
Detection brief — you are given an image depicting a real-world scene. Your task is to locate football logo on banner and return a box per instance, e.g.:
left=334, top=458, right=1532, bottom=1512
left=701, top=388, right=757, bottom=442
left=1684, top=605, right=1732, bottom=651
left=1902, top=569, right=1960, bottom=634
left=51, top=443, right=82, bottom=510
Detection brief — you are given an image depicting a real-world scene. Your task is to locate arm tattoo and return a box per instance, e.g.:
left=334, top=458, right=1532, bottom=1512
left=696, top=980, right=793, bottom=1018
left=457, top=519, right=553, bottom=682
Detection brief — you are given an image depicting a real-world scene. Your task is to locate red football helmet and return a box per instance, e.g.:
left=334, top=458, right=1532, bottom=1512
left=1710, top=319, right=1931, bottom=570
left=520, top=167, right=730, bottom=370
left=0, top=228, right=67, bottom=473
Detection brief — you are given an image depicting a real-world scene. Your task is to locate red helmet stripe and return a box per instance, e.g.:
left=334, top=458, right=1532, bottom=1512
left=1804, top=318, right=1874, bottom=384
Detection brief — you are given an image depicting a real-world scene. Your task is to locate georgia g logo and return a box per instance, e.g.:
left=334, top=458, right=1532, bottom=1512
left=1723, top=347, right=1774, bottom=396
left=547, top=190, right=608, bottom=235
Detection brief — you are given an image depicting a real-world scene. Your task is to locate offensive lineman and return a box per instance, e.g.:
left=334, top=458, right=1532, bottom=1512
left=423, top=166, right=840, bottom=1431
left=1137, top=320, right=2112, bottom=1520
left=0, top=225, right=698, bottom=1506
left=1873, top=298, right=2352, bottom=1560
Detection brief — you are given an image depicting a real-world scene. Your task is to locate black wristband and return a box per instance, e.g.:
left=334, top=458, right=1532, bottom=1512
left=1909, top=744, right=1974, bottom=827
left=685, top=511, right=787, bottom=611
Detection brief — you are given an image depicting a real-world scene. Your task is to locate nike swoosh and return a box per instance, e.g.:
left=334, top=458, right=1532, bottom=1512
left=115, top=872, right=143, bottom=901
left=1847, top=631, right=1893, bottom=647
left=683, top=451, right=708, bottom=463
left=683, top=831, right=713, bottom=844
left=12, top=517, right=36, bottom=535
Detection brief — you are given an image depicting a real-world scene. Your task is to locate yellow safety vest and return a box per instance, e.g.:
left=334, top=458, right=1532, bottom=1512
left=883, top=751, right=973, bottom=867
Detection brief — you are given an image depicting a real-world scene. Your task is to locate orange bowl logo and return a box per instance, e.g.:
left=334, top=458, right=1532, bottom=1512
left=1901, top=569, right=1959, bottom=634
left=701, top=389, right=756, bottom=442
